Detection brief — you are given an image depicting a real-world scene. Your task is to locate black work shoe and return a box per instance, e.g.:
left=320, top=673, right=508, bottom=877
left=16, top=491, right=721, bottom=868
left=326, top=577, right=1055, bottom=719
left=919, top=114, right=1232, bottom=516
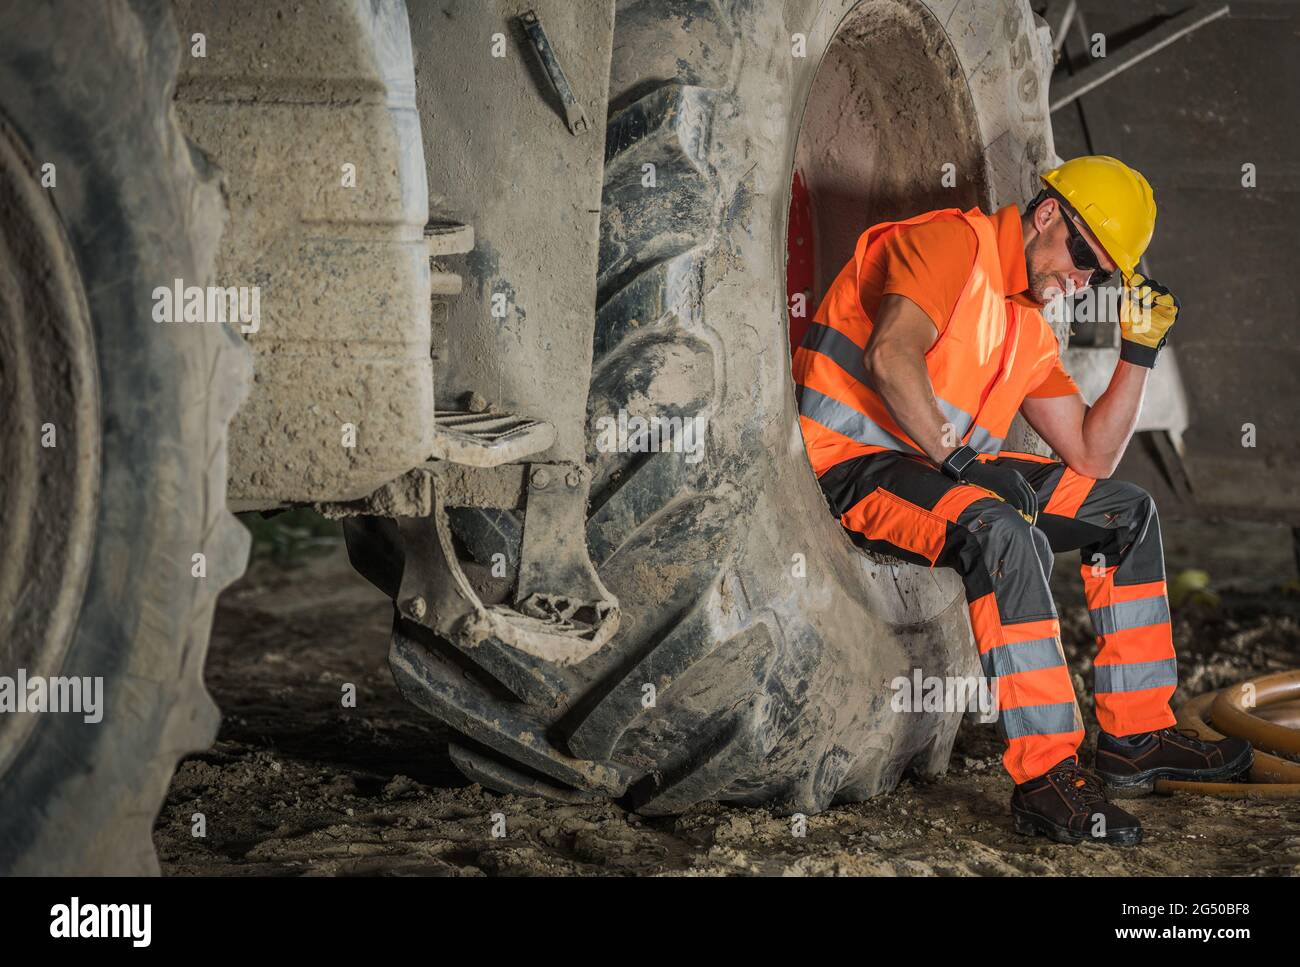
left=1011, top=757, right=1143, bottom=845
left=1094, top=726, right=1253, bottom=798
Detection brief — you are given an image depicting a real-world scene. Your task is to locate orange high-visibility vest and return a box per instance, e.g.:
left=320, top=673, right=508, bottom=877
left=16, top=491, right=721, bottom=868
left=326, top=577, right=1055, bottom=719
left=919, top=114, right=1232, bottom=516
left=793, top=206, right=1063, bottom=476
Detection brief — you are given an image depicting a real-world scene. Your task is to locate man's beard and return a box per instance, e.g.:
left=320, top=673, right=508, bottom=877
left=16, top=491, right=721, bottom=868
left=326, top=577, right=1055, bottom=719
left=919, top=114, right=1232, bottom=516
left=1024, top=235, right=1076, bottom=305
left=1027, top=264, right=1065, bottom=305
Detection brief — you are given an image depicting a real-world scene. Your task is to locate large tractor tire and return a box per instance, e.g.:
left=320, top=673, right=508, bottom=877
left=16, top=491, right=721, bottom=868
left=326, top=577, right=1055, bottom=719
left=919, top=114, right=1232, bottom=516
left=365, top=0, right=1056, bottom=814
left=0, top=0, right=249, bottom=872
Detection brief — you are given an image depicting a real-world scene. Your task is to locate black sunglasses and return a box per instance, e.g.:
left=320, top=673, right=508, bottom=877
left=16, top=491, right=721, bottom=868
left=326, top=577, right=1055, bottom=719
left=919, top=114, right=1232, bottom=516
left=1058, top=203, right=1114, bottom=287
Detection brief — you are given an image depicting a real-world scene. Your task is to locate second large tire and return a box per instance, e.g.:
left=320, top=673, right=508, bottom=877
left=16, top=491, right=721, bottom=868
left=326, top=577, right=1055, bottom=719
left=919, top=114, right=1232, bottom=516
left=0, top=0, right=249, bottom=873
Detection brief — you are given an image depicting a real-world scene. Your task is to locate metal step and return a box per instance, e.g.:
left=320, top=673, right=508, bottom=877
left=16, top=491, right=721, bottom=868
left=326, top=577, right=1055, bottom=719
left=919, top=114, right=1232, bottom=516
left=428, top=407, right=556, bottom=467
left=424, top=218, right=474, bottom=256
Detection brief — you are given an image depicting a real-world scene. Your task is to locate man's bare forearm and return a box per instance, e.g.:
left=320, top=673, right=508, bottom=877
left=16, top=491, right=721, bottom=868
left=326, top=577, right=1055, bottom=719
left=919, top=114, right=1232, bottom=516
left=1080, top=359, right=1149, bottom=475
left=865, top=346, right=956, bottom=466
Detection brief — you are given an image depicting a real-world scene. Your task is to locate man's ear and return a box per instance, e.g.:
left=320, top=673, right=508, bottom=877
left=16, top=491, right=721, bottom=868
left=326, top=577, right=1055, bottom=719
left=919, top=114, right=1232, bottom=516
left=1033, top=197, right=1057, bottom=234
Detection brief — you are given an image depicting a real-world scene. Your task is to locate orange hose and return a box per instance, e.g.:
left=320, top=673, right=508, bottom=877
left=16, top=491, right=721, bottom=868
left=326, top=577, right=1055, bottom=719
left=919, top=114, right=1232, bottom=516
left=1210, top=671, right=1300, bottom=758
left=1174, top=690, right=1300, bottom=783
left=1253, top=699, right=1300, bottom=729
left=1154, top=672, right=1300, bottom=798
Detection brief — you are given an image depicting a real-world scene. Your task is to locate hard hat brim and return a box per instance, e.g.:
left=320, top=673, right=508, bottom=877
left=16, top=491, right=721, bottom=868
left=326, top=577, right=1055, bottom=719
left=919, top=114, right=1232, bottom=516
left=1039, top=175, right=1138, bottom=278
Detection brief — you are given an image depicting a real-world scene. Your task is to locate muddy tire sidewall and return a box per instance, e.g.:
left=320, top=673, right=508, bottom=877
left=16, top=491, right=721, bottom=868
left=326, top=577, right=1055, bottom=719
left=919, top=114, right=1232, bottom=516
left=0, top=0, right=249, bottom=873
left=583, top=0, right=1056, bottom=809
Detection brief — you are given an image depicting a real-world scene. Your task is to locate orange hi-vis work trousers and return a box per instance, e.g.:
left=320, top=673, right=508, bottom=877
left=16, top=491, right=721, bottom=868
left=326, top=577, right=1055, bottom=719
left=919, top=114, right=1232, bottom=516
left=818, top=449, right=1179, bottom=784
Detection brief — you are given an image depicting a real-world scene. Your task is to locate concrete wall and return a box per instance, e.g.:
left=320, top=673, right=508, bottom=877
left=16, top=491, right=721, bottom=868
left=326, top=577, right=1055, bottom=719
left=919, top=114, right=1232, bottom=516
left=1048, top=0, right=1300, bottom=521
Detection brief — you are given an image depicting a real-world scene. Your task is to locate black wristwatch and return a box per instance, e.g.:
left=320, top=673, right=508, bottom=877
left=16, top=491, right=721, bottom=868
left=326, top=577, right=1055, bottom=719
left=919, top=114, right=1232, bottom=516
left=940, top=444, right=979, bottom=481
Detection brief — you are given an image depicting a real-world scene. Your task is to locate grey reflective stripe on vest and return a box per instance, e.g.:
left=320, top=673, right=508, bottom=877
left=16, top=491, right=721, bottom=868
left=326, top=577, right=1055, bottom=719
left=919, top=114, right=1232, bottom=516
left=935, top=396, right=974, bottom=443
left=998, top=702, right=1081, bottom=740
left=1094, top=658, right=1178, bottom=694
left=795, top=386, right=920, bottom=454
left=800, top=323, right=982, bottom=449
left=1089, top=596, right=1171, bottom=636
left=802, top=323, right=870, bottom=384
left=979, top=637, right=1065, bottom=680
left=968, top=425, right=1004, bottom=455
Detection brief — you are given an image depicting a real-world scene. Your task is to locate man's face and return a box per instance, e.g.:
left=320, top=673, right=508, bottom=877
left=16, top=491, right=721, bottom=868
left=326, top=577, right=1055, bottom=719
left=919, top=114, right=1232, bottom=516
left=1024, top=197, right=1118, bottom=304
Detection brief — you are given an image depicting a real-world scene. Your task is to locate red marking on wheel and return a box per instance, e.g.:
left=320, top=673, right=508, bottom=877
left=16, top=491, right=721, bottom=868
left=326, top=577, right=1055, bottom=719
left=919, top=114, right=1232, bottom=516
left=787, top=167, right=815, bottom=356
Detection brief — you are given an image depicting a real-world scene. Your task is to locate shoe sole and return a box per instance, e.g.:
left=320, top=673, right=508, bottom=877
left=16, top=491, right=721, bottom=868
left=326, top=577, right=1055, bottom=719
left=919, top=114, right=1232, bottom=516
left=1098, top=745, right=1255, bottom=799
left=1012, top=807, right=1143, bottom=846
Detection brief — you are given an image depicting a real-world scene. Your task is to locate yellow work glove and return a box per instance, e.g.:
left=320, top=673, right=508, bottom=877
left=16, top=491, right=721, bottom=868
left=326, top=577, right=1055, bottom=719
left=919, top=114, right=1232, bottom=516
left=1119, top=271, right=1179, bottom=368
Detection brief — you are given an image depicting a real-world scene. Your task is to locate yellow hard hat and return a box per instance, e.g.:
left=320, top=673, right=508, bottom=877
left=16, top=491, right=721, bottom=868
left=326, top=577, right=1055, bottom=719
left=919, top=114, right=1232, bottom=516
left=1041, top=155, right=1156, bottom=278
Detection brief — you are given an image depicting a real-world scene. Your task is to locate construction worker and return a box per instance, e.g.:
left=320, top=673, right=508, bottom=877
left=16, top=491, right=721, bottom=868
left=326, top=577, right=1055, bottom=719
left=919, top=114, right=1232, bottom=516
left=793, top=155, right=1253, bottom=845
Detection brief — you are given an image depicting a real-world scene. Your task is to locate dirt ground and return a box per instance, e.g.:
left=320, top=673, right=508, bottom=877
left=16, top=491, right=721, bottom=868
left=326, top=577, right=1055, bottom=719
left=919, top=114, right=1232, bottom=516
left=155, top=518, right=1300, bottom=876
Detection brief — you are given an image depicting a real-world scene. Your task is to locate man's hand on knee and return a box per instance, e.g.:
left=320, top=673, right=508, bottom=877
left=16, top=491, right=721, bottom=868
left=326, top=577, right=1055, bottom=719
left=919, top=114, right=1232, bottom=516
left=941, top=445, right=1038, bottom=524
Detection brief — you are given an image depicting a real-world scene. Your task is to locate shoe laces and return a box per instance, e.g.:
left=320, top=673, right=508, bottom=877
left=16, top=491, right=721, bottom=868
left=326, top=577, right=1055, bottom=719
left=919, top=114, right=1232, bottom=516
left=1051, top=762, right=1108, bottom=807
left=1154, top=725, right=1210, bottom=747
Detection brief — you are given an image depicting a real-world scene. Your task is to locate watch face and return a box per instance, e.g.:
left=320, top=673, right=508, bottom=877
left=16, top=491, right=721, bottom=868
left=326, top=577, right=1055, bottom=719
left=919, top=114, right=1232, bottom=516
left=943, top=446, right=975, bottom=478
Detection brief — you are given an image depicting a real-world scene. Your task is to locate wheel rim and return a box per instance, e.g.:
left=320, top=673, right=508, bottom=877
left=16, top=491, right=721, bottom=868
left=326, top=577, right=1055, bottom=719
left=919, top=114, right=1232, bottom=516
left=0, top=113, right=100, bottom=771
left=786, top=0, right=987, bottom=324
left=782, top=0, right=990, bottom=624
